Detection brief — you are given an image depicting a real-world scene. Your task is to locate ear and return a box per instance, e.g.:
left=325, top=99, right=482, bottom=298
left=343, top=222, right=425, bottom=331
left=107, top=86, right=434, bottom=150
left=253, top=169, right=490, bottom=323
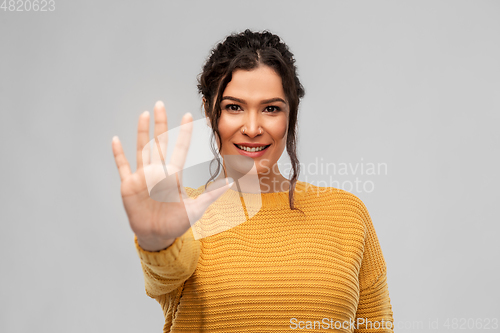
left=202, top=97, right=208, bottom=116
left=202, top=97, right=211, bottom=128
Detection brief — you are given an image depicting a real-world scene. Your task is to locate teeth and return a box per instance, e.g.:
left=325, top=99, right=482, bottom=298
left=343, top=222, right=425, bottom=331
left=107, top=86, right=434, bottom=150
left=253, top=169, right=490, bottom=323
left=237, top=144, right=268, bottom=152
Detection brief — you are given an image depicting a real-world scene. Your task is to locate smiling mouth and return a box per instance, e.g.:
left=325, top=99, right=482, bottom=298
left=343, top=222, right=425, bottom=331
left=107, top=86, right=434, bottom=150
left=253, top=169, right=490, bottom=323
left=234, top=144, right=271, bottom=152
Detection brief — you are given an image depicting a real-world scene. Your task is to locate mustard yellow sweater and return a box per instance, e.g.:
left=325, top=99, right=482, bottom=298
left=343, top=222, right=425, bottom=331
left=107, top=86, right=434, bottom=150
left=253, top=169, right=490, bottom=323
left=134, top=180, right=394, bottom=332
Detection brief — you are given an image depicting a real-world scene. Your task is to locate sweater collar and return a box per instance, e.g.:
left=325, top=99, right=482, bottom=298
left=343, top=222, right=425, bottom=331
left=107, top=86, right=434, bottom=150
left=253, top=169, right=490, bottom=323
left=206, top=180, right=308, bottom=210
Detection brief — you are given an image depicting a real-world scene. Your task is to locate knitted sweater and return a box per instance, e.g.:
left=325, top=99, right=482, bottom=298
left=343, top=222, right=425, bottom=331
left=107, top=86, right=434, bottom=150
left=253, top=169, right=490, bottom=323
left=134, top=180, right=394, bottom=332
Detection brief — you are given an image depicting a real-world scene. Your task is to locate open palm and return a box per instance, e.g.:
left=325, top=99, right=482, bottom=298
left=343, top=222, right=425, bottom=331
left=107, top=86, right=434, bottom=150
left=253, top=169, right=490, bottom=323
left=111, top=101, right=233, bottom=251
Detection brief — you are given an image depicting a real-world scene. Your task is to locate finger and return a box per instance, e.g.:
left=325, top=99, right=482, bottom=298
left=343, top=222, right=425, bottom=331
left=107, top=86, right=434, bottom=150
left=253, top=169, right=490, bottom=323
left=192, top=177, right=234, bottom=215
left=169, top=112, right=193, bottom=174
left=185, top=177, right=234, bottom=226
left=152, top=101, right=168, bottom=165
left=137, top=111, right=150, bottom=170
left=112, top=136, right=132, bottom=181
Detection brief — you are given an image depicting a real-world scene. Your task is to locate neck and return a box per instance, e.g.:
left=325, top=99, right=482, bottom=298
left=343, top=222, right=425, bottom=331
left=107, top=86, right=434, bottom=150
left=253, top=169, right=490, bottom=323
left=215, top=169, right=290, bottom=194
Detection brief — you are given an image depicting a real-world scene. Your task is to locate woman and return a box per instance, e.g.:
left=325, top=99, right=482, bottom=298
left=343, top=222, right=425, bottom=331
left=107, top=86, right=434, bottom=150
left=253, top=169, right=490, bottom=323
left=112, top=29, right=394, bottom=332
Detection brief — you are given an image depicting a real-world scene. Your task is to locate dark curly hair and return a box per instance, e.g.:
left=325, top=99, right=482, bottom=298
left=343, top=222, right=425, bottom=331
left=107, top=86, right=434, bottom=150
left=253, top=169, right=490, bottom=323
left=197, top=29, right=305, bottom=210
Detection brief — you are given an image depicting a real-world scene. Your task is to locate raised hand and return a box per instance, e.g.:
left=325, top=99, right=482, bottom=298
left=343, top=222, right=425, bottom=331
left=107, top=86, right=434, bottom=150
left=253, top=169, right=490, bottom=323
left=111, top=101, right=233, bottom=251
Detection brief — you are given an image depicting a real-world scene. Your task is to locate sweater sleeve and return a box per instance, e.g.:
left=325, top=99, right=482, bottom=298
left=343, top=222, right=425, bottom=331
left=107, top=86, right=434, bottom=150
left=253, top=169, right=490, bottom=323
left=134, top=228, right=200, bottom=298
left=133, top=187, right=201, bottom=299
left=353, top=198, right=394, bottom=333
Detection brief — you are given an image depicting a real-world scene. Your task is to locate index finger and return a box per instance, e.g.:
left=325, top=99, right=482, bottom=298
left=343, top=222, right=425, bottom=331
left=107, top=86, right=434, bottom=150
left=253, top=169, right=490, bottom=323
left=169, top=112, right=193, bottom=174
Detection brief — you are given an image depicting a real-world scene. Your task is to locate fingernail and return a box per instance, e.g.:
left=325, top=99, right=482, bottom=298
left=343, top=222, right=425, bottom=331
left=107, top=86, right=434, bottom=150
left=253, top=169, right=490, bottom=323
left=112, top=136, right=119, bottom=142
left=155, top=101, right=164, bottom=108
left=185, top=112, right=192, bottom=118
left=143, top=111, right=149, bottom=117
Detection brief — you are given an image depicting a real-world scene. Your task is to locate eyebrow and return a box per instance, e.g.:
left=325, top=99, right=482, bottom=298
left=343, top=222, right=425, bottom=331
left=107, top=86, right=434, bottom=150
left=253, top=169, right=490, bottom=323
left=221, top=96, right=287, bottom=104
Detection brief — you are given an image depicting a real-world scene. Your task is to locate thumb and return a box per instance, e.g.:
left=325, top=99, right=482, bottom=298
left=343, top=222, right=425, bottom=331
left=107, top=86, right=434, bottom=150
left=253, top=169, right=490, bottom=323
left=197, top=177, right=235, bottom=208
left=186, top=177, right=235, bottom=224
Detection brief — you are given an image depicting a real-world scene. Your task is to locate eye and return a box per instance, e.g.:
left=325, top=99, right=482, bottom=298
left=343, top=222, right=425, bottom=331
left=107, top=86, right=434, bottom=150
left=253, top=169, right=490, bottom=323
left=225, top=104, right=242, bottom=112
left=264, top=105, right=281, bottom=113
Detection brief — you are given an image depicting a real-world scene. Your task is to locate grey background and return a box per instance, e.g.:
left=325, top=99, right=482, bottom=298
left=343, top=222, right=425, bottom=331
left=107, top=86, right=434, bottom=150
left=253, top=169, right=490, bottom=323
left=1, top=0, right=499, bottom=332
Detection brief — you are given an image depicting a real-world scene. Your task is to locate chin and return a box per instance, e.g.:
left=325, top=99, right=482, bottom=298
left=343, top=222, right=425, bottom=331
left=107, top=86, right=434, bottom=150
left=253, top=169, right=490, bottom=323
left=255, top=163, right=274, bottom=176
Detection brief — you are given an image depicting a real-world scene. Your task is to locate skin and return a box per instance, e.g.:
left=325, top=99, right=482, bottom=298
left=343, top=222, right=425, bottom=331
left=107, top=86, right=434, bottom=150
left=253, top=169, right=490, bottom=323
left=111, top=103, right=233, bottom=252
left=111, top=64, right=291, bottom=251
left=210, top=64, right=291, bottom=193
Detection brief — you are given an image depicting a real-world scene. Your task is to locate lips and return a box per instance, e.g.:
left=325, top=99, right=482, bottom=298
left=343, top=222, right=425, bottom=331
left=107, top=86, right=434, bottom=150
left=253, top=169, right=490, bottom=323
left=234, top=142, right=270, bottom=147
left=232, top=140, right=272, bottom=159
left=234, top=143, right=271, bottom=152
left=234, top=143, right=270, bottom=153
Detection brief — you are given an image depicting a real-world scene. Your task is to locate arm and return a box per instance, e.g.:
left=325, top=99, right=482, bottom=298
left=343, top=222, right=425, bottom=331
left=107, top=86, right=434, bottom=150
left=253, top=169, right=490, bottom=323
left=134, top=186, right=201, bottom=298
left=134, top=227, right=200, bottom=298
left=354, top=199, right=394, bottom=333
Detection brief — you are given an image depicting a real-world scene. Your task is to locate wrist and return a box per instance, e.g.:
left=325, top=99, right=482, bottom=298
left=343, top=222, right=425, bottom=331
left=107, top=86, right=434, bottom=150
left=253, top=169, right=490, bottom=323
left=136, top=235, right=176, bottom=252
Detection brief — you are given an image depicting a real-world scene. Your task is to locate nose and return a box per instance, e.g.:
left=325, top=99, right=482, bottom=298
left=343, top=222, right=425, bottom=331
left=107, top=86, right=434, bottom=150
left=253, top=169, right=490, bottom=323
left=242, top=112, right=262, bottom=138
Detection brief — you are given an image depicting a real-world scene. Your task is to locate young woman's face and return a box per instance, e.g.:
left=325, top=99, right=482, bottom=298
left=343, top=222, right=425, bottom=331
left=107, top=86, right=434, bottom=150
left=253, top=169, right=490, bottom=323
left=215, top=64, right=289, bottom=177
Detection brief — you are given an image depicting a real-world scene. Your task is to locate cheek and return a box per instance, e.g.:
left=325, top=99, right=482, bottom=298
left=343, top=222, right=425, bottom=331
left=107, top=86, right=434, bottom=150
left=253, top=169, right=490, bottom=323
left=216, top=115, right=236, bottom=149
left=273, top=117, right=288, bottom=146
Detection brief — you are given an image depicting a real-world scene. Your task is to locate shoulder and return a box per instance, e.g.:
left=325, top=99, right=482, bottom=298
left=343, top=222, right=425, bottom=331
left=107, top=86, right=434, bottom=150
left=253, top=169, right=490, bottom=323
left=297, top=180, right=366, bottom=207
left=183, top=184, right=208, bottom=199
left=296, top=180, right=371, bottom=229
